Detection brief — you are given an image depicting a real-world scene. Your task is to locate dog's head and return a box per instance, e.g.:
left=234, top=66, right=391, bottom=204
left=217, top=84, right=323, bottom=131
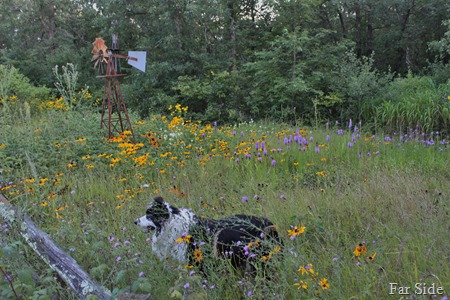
left=134, top=196, right=180, bottom=233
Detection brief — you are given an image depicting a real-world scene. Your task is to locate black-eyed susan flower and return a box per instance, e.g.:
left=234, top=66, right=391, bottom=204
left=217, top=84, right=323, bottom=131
left=353, top=243, right=367, bottom=257
left=288, top=225, right=306, bottom=240
left=193, top=248, right=203, bottom=263
left=293, top=280, right=308, bottom=290
left=319, top=278, right=330, bottom=290
left=175, top=235, right=192, bottom=244
left=47, top=193, right=57, bottom=200
left=367, top=252, right=376, bottom=261
left=298, top=264, right=315, bottom=276
left=316, top=171, right=327, bottom=177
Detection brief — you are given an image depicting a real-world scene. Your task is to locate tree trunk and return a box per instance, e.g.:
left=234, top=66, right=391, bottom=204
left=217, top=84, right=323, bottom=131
left=37, top=0, right=56, bottom=52
left=366, top=3, right=374, bottom=56
left=354, top=1, right=362, bottom=57
left=227, top=0, right=238, bottom=70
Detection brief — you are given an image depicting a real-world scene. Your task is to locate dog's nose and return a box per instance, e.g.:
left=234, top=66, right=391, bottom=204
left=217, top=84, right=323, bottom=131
left=134, top=219, right=139, bottom=225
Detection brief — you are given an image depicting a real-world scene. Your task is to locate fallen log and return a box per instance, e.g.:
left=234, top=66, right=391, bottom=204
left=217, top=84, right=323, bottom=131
left=0, top=193, right=112, bottom=300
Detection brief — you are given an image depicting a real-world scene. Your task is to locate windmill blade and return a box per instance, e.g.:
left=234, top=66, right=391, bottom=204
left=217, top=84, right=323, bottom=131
left=127, top=51, right=146, bottom=72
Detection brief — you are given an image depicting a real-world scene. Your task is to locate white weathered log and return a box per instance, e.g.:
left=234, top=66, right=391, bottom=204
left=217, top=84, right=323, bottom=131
left=0, top=194, right=112, bottom=300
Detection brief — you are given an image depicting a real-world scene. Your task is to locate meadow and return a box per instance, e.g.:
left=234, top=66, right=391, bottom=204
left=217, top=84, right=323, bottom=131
left=0, top=101, right=449, bottom=300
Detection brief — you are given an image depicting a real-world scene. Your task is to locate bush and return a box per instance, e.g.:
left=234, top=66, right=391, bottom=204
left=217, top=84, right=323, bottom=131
left=365, top=73, right=449, bottom=133
left=0, top=64, right=51, bottom=105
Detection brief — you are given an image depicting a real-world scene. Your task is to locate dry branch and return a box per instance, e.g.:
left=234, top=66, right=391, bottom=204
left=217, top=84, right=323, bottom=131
left=0, top=193, right=112, bottom=300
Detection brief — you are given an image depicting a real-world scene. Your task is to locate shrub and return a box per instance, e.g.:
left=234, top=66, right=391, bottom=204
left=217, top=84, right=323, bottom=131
left=367, top=73, right=450, bottom=133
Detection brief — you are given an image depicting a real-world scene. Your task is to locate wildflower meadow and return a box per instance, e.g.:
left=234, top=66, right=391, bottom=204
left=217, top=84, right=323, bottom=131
left=0, top=99, right=449, bottom=300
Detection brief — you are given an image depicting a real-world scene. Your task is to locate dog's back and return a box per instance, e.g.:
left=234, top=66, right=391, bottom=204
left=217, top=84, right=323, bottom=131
left=189, top=214, right=282, bottom=271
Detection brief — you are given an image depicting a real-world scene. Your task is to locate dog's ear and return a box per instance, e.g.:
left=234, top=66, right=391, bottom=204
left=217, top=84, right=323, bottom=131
left=154, top=196, right=165, bottom=204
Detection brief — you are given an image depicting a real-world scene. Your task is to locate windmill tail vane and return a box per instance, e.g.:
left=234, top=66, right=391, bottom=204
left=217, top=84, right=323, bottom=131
left=91, top=36, right=146, bottom=142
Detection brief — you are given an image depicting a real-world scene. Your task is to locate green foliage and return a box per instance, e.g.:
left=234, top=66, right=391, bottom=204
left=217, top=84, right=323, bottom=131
left=0, top=240, right=64, bottom=300
left=366, top=74, right=450, bottom=133
left=333, top=51, right=393, bottom=121
left=0, top=64, right=50, bottom=101
left=1, top=0, right=449, bottom=125
left=53, top=63, right=89, bottom=109
left=173, top=70, right=249, bottom=123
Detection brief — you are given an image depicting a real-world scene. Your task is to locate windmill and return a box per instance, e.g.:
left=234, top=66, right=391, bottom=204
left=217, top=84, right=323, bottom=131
left=91, top=35, right=146, bottom=142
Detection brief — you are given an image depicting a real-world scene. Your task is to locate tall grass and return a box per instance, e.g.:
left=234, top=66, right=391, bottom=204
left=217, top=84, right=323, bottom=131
left=0, top=104, right=449, bottom=299
left=363, top=75, right=449, bottom=134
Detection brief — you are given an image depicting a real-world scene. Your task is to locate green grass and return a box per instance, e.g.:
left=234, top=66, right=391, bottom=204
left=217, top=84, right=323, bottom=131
left=0, top=106, right=449, bottom=299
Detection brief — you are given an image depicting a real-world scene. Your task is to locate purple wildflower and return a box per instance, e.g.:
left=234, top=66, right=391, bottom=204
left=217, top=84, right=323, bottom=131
left=337, top=129, right=343, bottom=135
left=242, top=196, right=248, bottom=202
left=349, top=118, right=353, bottom=129
left=326, top=135, right=330, bottom=142
left=348, top=142, right=353, bottom=148
left=184, top=283, right=190, bottom=289
left=271, top=160, right=276, bottom=167
left=315, top=143, right=320, bottom=153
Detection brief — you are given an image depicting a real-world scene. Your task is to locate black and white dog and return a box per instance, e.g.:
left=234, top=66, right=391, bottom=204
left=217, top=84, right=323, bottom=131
left=134, top=196, right=282, bottom=271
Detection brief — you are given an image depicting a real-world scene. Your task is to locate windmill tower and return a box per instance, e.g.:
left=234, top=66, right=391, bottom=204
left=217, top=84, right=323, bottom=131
left=91, top=35, right=146, bottom=142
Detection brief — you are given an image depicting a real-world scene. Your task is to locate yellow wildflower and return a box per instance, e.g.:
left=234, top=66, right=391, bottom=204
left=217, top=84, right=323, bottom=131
left=319, top=278, right=330, bottom=290
left=353, top=243, right=367, bottom=257
left=294, top=280, right=308, bottom=290
left=175, top=235, right=192, bottom=244
left=193, top=248, right=203, bottom=262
